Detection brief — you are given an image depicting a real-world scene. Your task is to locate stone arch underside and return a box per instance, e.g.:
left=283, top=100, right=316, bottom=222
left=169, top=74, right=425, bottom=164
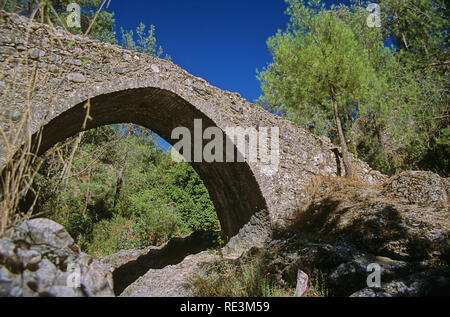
left=35, top=87, right=268, bottom=240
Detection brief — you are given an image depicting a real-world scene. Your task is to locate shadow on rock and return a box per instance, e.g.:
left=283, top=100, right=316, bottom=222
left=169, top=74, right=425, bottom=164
left=111, top=230, right=218, bottom=296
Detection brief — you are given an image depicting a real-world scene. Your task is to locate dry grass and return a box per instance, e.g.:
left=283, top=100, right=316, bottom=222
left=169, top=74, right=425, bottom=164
left=189, top=248, right=331, bottom=297
left=286, top=173, right=384, bottom=225
left=189, top=255, right=295, bottom=297
left=0, top=4, right=105, bottom=236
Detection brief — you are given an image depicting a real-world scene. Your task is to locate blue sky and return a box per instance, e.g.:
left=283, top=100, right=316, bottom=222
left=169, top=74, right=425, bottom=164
left=107, top=0, right=352, bottom=103
left=105, top=0, right=353, bottom=150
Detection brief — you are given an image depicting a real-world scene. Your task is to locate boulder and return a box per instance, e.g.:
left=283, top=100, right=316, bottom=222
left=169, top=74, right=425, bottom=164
left=0, top=218, right=114, bottom=297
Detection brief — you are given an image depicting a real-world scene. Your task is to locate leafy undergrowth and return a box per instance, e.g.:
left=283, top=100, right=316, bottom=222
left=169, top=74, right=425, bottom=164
left=30, top=125, right=220, bottom=259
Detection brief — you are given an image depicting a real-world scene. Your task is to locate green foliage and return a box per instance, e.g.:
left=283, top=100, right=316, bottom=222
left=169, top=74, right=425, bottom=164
left=115, top=136, right=220, bottom=234
left=87, top=215, right=136, bottom=258
left=32, top=125, right=220, bottom=258
left=378, top=0, right=449, bottom=65
left=120, top=22, right=169, bottom=59
left=4, top=0, right=117, bottom=43
left=258, top=0, right=449, bottom=176
left=310, top=268, right=329, bottom=297
left=258, top=0, right=380, bottom=137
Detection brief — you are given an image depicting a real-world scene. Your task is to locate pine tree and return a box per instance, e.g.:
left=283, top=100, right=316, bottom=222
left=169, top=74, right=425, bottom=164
left=258, top=0, right=378, bottom=177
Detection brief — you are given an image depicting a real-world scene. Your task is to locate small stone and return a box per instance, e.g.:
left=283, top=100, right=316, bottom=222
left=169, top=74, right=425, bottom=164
left=123, top=53, right=131, bottom=61
left=8, top=286, right=22, bottom=297
left=78, top=254, right=93, bottom=267
left=114, top=67, right=130, bottom=74
left=47, top=54, right=62, bottom=64
left=192, top=84, right=211, bottom=96
left=16, top=249, right=41, bottom=269
left=29, top=49, right=45, bottom=60
left=34, top=259, right=57, bottom=289
left=0, top=239, right=16, bottom=258
left=48, top=64, right=59, bottom=74
left=0, top=34, right=12, bottom=44
left=65, top=58, right=82, bottom=66
left=151, top=64, right=160, bottom=73
left=0, top=266, right=22, bottom=296
left=40, top=285, right=83, bottom=297
left=0, top=46, right=16, bottom=57
left=67, top=73, right=86, bottom=83
left=0, top=266, right=14, bottom=284
left=232, top=105, right=244, bottom=114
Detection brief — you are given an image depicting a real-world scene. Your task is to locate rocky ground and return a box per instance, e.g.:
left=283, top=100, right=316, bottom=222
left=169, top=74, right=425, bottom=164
left=0, top=171, right=448, bottom=297
left=0, top=218, right=114, bottom=296
left=256, top=171, right=449, bottom=296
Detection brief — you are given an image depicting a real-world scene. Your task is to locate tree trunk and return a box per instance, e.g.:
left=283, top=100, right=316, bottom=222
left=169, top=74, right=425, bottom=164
left=113, top=152, right=127, bottom=208
left=60, top=131, right=84, bottom=182
left=331, top=89, right=353, bottom=178
left=82, top=168, right=91, bottom=216
left=113, top=125, right=132, bottom=208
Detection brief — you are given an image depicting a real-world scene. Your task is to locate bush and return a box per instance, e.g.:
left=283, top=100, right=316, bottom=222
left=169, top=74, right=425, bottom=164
left=30, top=124, right=220, bottom=258
left=87, top=215, right=137, bottom=258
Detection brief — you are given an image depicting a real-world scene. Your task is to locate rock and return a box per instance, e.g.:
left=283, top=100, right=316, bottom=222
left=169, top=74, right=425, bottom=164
left=40, top=286, right=84, bottom=297
left=114, top=67, right=130, bottom=74
left=253, top=171, right=449, bottom=297
left=16, top=249, right=41, bottom=270
left=0, top=46, right=16, bottom=55
left=34, top=259, right=57, bottom=290
left=67, top=72, right=86, bottom=83
left=107, top=230, right=219, bottom=296
left=351, top=267, right=450, bottom=297
left=150, top=64, right=159, bottom=73
left=9, top=109, right=21, bottom=122
left=48, top=64, right=60, bottom=74
left=8, top=218, right=75, bottom=250
left=0, top=266, right=21, bottom=296
left=80, top=262, right=114, bottom=297
left=0, top=238, right=16, bottom=259
left=294, top=270, right=308, bottom=297
left=383, top=171, right=449, bottom=206
left=192, top=84, right=211, bottom=96
left=0, top=219, right=114, bottom=297
left=29, top=48, right=45, bottom=60
left=64, top=58, right=82, bottom=66
left=120, top=251, right=218, bottom=297
left=78, top=253, right=93, bottom=267
left=123, top=53, right=131, bottom=61
left=289, top=173, right=449, bottom=261
left=0, top=238, right=21, bottom=273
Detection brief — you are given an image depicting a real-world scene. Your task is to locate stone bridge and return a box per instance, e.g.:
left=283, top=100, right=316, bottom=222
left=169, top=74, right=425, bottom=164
left=0, top=11, right=384, bottom=247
